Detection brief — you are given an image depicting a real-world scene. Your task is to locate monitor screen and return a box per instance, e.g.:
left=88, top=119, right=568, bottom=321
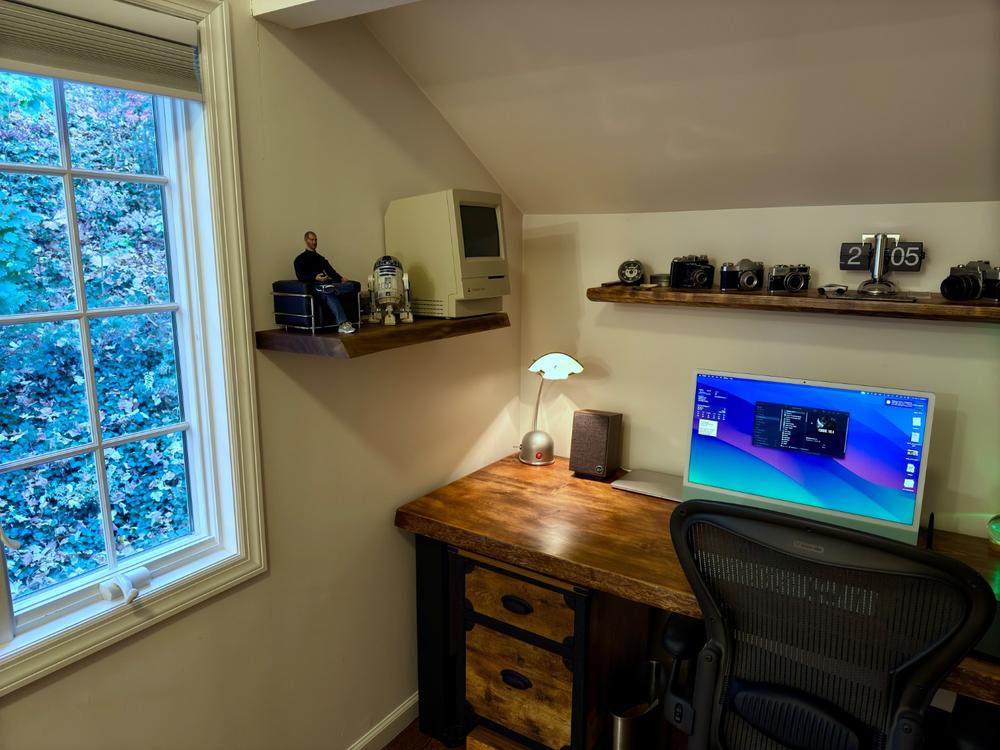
left=460, top=204, right=501, bottom=258
left=684, top=371, right=933, bottom=541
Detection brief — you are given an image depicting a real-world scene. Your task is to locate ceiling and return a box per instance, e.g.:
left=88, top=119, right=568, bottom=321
left=362, top=0, right=1000, bottom=214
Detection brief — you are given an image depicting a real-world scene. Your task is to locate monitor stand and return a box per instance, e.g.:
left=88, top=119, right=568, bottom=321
left=611, top=469, right=684, bottom=502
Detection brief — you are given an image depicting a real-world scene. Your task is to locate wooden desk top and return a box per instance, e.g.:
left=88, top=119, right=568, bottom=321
left=395, top=456, right=1000, bottom=705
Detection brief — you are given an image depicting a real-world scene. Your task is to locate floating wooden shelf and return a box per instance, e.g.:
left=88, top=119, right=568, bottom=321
left=255, top=312, right=510, bottom=358
left=587, top=285, right=1000, bottom=324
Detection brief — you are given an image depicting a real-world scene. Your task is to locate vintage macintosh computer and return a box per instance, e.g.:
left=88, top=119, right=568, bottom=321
left=384, top=189, right=510, bottom=318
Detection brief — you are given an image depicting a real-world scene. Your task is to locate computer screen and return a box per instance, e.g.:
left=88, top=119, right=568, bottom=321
left=683, top=371, right=934, bottom=543
left=459, top=204, right=502, bottom=258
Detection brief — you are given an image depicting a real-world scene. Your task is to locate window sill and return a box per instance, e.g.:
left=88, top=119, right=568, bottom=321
left=0, top=546, right=264, bottom=697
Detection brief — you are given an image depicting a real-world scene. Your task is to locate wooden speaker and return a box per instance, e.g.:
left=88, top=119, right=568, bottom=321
left=569, top=410, right=622, bottom=478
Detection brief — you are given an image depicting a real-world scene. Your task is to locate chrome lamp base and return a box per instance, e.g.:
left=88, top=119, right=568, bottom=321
left=519, top=430, right=554, bottom=465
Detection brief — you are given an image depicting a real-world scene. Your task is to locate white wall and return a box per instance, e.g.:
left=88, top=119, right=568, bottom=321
left=0, top=3, right=521, bottom=748
left=522, top=202, right=999, bottom=537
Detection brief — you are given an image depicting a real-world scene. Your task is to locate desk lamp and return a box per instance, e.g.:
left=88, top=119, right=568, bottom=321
left=519, top=352, right=583, bottom=465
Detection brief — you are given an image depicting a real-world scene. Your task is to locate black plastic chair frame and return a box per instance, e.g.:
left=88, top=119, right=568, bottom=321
left=664, top=500, right=995, bottom=750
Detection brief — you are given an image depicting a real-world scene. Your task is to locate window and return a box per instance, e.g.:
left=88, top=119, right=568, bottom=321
left=0, top=1, right=263, bottom=697
left=0, top=71, right=196, bottom=600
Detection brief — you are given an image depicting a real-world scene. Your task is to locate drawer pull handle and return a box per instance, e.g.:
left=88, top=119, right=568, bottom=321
left=500, top=595, right=534, bottom=616
left=500, top=669, right=533, bottom=691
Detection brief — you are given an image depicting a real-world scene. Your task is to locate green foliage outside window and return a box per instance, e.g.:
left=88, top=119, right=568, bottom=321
left=1, top=71, right=192, bottom=600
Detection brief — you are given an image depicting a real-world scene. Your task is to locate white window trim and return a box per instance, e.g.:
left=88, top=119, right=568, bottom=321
left=0, top=0, right=265, bottom=696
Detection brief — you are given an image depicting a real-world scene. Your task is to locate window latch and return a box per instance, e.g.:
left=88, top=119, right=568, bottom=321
left=1, top=524, right=19, bottom=644
left=0, top=525, right=20, bottom=551
left=99, top=567, right=151, bottom=605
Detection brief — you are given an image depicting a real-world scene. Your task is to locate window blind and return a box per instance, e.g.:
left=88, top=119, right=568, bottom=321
left=0, top=0, right=201, bottom=100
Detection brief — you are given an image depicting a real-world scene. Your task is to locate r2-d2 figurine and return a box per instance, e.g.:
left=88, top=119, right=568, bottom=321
left=367, top=255, right=414, bottom=326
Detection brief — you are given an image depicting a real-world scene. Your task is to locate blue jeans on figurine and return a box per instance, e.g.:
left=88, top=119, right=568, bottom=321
left=316, top=283, right=356, bottom=334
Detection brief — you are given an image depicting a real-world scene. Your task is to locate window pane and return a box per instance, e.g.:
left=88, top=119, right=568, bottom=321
left=0, top=320, right=91, bottom=464
left=106, top=432, right=191, bottom=560
left=1, top=453, right=107, bottom=600
left=0, top=71, right=60, bottom=166
left=0, top=172, right=76, bottom=315
left=90, top=313, right=181, bottom=439
left=64, top=82, right=159, bottom=175
left=74, top=178, right=170, bottom=308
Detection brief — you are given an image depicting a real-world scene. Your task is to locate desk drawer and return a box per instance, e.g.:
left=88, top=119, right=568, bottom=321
left=466, top=622, right=572, bottom=750
left=464, top=556, right=576, bottom=644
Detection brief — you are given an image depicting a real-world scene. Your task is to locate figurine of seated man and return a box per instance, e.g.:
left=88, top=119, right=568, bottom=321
left=293, top=230, right=356, bottom=334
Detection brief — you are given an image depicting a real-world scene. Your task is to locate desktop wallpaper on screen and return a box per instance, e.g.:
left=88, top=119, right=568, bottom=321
left=687, top=373, right=930, bottom=526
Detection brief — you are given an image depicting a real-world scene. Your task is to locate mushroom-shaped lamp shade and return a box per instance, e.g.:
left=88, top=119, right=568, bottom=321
left=520, top=353, right=584, bottom=465
left=528, top=352, right=585, bottom=381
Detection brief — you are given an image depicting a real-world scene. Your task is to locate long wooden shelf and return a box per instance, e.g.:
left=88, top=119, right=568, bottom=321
left=255, top=312, right=509, bottom=358
left=587, top=285, right=1000, bottom=323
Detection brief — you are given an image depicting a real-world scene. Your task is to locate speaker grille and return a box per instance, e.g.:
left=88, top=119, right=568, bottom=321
left=569, top=410, right=622, bottom=478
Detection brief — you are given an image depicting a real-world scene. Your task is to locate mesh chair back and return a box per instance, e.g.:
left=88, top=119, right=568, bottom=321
left=671, top=501, right=995, bottom=750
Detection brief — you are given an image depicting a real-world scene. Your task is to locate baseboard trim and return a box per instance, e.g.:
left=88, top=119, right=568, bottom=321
left=346, top=691, right=420, bottom=750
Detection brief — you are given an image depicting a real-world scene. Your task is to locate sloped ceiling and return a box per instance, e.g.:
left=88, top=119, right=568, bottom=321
left=364, top=0, right=1000, bottom=214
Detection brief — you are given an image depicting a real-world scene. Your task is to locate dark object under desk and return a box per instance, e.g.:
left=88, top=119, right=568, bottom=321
left=394, top=456, right=1000, bottom=747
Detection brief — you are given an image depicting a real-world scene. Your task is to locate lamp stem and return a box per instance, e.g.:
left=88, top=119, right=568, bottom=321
left=531, top=376, right=546, bottom=431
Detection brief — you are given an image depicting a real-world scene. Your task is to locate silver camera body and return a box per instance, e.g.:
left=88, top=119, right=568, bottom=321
left=720, top=259, right=765, bottom=292
left=767, top=264, right=811, bottom=293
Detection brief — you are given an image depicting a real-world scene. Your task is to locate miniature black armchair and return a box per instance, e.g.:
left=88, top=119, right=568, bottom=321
left=271, top=279, right=361, bottom=333
left=662, top=500, right=995, bottom=750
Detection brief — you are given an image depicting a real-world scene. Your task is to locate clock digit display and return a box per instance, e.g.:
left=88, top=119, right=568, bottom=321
left=886, top=242, right=924, bottom=271
left=839, top=243, right=872, bottom=271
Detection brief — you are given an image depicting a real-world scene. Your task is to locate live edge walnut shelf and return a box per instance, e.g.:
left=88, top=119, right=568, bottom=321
left=587, top=285, right=1000, bottom=324
left=255, top=312, right=509, bottom=359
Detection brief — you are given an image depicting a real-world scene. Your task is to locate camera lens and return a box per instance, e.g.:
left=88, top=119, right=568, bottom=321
left=739, top=271, right=759, bottom=290
left=692, top=270, right=708, bottom=287
left=940, top=274, right=982, bottom=301
left=785, top=274, right=806, bottom=292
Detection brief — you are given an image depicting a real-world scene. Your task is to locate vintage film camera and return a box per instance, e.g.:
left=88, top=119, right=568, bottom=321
left=767, top=264, right=811, bottom=293
left=669, top=254, right=715, bottom=289
left=940, top=261, right=1000, bottom=302
left=719, top=259, right=764, bottom=292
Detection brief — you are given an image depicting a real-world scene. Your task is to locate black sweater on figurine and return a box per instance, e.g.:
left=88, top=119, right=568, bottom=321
left=294, top=250, right=343, bottom=283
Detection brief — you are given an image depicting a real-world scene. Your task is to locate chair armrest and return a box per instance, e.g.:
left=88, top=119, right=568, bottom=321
left=663, top=613, right=707, bottom=737
left=272, top=279, right=314, bottom=294
left=663, top=612, right=706, bottom=660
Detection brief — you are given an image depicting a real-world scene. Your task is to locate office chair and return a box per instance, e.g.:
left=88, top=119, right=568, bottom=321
left=663, top=500, right=995, bottom=750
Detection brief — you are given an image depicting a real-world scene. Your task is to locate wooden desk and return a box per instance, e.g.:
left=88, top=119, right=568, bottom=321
left=396, top=456, right=1000, bottom=741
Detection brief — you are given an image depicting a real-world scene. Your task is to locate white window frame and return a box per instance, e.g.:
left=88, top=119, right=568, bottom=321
left=0, top=0, right=264, bottom=697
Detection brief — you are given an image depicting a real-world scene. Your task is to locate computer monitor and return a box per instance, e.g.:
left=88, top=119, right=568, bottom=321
left=683, top=370, right=934, bottom=544
left=384, top=189, right=510, bottom=318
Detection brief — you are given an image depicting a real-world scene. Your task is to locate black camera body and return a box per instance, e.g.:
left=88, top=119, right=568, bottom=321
left=940, top=261, right=1000, bottom=302
left=767, top=264, right=811, bottom=293
left=719, top=259, right=764, bottom=292
left=669, top=254, right=715, bottom=289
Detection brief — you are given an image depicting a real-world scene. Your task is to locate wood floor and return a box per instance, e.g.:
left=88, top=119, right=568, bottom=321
left=380, top=720, right=456, bottom=750
left=380, top=720, right=688, bottom=749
